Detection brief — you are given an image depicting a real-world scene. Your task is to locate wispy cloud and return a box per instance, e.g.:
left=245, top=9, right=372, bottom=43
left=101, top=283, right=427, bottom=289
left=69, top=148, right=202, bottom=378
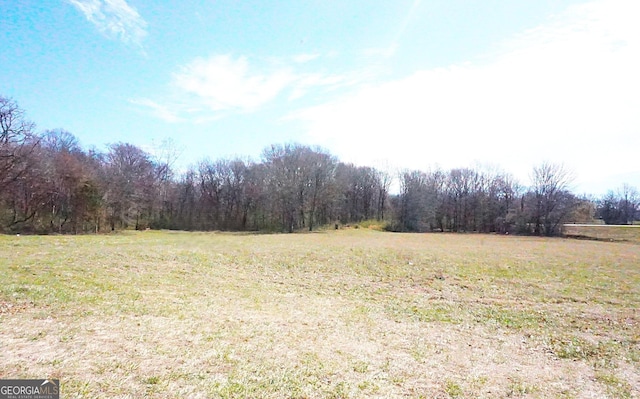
left=384, top=0, right=423, bottom=58
left=137, top=54, right=366, bottom=121
left=172, top=55, right=296, bottom=112
left=67, top=0, right=147, bottom=46
left=290, top=0, right=640, bottom=189
left=363, top=0, right=423, bottom=59
left=129, top=98, right=183, bottom=123
left=287, top=73, right=349, bottom=100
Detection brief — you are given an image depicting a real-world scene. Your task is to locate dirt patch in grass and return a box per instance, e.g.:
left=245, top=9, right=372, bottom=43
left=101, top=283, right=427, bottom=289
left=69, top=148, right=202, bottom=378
left=0, top=300, right=32, bottom=315
left=1, top=230, right=638, bottom=398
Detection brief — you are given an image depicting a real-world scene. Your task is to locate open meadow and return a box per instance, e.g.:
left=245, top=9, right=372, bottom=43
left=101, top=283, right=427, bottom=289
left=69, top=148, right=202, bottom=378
left=563, top=224, right=640, bottom=244
left=1, top=230, right=638, bottom=398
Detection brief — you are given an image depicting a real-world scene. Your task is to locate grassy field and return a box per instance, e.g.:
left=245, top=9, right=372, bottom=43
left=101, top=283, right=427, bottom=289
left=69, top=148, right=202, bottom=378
left=1, top=230, right=638, bottom=398
left=563, top=224, right=640, bottom=244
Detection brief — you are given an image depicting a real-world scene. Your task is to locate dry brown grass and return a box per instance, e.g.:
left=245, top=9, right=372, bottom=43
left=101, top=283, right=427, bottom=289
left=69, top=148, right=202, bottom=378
left=1, top=230, right=638, bottom=398
left=564, top=224, right=640, bottom=244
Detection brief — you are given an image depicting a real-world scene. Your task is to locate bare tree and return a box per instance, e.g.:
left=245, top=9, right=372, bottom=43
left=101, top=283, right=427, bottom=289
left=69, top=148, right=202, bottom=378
left=153, top=138, right=182, bottom=229
left=598, top=184, right=639, bottom=224
left=374, top=165, right=393, bottom=221
left=0, top=97, right=38, bottom=196
left=306, top=150, right=336, bottom=231
left=104, top=143, right=157, bottom=230
left=529, top=162, right=577, bottom=236
left=618, top=184, right=639, bottom=224
left=395, top=170, right=429, bottom=232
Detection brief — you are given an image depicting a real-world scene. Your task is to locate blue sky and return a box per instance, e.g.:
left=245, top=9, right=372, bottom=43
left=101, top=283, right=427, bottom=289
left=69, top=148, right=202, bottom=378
left=2, top=0, right=639, bottom=195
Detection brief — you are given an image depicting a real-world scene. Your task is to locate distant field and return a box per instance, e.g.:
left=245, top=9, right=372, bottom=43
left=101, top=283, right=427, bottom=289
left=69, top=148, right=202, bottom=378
left=564, top=224, right=640, bottom=243
left=1, top=230, right=638, bottom=398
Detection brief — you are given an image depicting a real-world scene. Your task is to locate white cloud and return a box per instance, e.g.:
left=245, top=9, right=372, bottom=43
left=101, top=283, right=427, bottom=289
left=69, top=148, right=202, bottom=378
left=167, top=54, right=367, bottom=116
left=67, top=0, right=147, bottom=46
left=290, top=0, right=640, bottom=191
left=173, top=55, right=296, bottom=112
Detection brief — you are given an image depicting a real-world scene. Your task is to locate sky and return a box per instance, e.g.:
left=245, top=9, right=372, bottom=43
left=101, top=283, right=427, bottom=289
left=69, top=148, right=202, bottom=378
left=2, top=0, right=639, bottom=195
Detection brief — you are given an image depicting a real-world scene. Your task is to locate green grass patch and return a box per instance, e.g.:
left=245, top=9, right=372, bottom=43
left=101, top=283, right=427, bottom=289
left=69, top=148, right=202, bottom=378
left=595, top=372, right=632, bottom=398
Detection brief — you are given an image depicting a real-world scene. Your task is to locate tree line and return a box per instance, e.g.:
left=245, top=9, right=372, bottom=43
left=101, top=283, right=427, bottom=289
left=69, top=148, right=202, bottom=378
left=1, top=96, right=638, bottom=235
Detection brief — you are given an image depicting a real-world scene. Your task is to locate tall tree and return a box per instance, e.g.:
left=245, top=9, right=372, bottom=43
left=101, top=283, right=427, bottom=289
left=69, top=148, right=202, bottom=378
left=529, top=162, right=577, bottom=236
left=396, top=170, right=429, bottom=232
left=104, top=143, right=158, bottom=230
left=0, top=97, right=37, bottom=196
left=305, top=150, right=336, bottom=231
left=597, top=184, right=639, bottom=224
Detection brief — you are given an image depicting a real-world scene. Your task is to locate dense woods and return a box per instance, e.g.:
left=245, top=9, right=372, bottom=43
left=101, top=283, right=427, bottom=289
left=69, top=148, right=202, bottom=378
left=1, top=96, right=638, bottom=235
